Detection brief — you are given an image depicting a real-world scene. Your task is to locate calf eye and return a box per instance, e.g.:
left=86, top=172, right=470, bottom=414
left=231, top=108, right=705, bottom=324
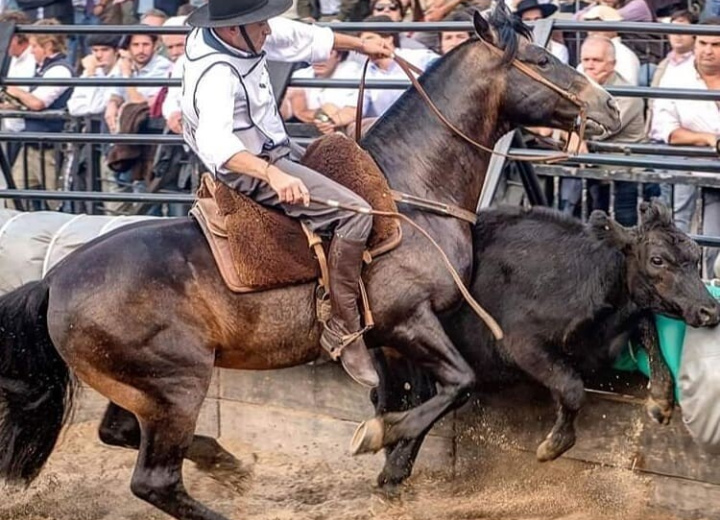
left=650, top=256, right=664, bottom=267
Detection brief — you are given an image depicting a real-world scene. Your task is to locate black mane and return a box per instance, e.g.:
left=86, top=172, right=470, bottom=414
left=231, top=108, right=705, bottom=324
left=487, top=2, right=533, bottom=63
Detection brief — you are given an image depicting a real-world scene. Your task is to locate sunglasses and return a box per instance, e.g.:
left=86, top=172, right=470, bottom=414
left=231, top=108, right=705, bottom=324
left=374, top=3, right=399, bottom=11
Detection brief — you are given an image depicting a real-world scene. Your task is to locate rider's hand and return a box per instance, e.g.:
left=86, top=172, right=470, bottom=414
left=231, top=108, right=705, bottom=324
left=266, top=165, right=310, bottom=206
left=360, top=39, right=393, bottom=59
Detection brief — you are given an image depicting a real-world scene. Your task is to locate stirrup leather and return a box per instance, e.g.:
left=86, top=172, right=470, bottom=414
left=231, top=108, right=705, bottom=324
left=318, top=279, right=374, bottom=361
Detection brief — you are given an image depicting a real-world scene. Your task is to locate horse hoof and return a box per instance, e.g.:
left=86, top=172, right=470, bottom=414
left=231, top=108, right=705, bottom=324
left=536, top=435, right=574, bottom=463
left=351, top=418, right=385, bottom=455
left=646, top=398, right=672, bottom=426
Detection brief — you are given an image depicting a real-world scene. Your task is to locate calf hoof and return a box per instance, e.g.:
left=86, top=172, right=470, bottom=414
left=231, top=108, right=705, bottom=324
left=646, top=397, right=673, bottom=426
left=536, top=433, right=575, bottom=462
left=351, top=418, right=385, bottom=455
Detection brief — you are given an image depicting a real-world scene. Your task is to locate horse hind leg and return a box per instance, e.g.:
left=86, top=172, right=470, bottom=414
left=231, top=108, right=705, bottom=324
left=99, top=402, right=255, bottom=495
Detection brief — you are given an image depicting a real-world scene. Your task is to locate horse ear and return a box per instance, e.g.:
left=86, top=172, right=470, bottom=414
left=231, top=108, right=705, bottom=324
left=588, top=210, right=635, bottom=251
left=473, top=10, right=494, bottom=44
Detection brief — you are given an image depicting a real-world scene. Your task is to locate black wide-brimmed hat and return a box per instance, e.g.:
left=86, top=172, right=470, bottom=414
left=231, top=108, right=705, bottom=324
left=514, top=0, right=558, bottom=19
left=187, top=0, right=293, bottom=28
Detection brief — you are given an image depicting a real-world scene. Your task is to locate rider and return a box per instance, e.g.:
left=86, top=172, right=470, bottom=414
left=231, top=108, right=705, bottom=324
left=183, top=0, right=393, bottom=388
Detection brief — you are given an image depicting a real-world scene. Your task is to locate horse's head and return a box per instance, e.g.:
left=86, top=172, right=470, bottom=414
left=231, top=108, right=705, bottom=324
left=589, top=202, right=720, bottom=328
left=471, top=6, right=621, bottom=137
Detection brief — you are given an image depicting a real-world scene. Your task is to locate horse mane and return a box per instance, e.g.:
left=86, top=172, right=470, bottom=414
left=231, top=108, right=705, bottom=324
left=486, top=2, right=533, bottom=64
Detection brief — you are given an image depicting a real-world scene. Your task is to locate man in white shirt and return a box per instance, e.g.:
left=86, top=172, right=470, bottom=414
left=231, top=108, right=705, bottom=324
left=580, top=5, right=641, bottom=86
left=0, top=11, right=35, bottom=167
left=286, top=50, right=360, bottom=134
left=358, top=15, right=438, bottom=118
left=67, top=34, right=121, bottom=117
left=159, top=15, right=188, bottom=134
left=653, top=17, right=720, bottom=276
left=104, top=30, right=172, bottom=132
left=182, top=0, right=392, bottom=387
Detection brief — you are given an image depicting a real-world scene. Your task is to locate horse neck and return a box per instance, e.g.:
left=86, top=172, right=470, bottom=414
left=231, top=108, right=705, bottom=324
left=363, top=43, right=510, bottom=213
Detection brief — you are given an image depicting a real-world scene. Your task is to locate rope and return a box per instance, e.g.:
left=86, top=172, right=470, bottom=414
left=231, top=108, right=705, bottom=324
left=311, top=196, right=504, bottom=341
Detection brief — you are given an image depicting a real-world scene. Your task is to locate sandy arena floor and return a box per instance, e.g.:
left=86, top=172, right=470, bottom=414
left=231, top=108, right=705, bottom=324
left=0, top=420, right=696, bottom=520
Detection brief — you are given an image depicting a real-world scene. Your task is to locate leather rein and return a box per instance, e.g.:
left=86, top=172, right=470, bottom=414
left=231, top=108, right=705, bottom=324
left=351, top=39, right=589, bottom=225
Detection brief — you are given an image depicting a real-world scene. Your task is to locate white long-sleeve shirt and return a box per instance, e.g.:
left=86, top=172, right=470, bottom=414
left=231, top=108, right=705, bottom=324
left=652, top=58, right=720, bottom=143
left=67, top=66, right=120, bottom=117
left=162, top=56, right=183, bottom=121
left=182, top=18, right=334, bottom=175
left=3, top=46, right=35, bottom=132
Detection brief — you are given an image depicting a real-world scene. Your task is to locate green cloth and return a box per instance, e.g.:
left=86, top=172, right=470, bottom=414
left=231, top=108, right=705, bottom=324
left=613, top=284, right=720, bottom=397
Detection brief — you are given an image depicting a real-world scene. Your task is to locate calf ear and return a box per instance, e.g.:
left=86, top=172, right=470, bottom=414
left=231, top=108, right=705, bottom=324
left=589, top=210, right=634, bottom=250
left=473, top=10, right=495, bottom=45
left=639, top=200, right=673, bottom=231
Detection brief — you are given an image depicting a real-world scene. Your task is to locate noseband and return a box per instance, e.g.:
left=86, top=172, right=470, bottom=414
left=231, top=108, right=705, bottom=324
left=355, top=38, right=588, bottom=164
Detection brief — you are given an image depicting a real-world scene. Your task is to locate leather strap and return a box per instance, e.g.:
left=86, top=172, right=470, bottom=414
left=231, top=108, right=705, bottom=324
left=391, top=190, right=477, bottom=225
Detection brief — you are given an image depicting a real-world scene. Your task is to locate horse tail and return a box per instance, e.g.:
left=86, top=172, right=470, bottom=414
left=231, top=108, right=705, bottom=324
left=0, top=279, right=77, bottom=484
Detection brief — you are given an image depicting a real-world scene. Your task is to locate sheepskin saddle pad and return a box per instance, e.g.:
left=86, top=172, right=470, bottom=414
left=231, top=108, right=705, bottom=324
left=190, top=134, right=402, bottom=293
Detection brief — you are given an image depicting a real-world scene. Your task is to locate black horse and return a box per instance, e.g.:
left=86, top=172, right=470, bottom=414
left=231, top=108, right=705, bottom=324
left=0, top=7, right=620, bottom=520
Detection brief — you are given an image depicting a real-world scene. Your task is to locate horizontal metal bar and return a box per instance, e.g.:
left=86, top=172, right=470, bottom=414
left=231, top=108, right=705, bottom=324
left=0, top=109, right=68, bottom=119
left=587, top=141, right=718, bottom=158
left=0, top=132, right=182, bottom=144
left=0, top=189, right=193, bottom=203
left=4, top=76, right=720, bottom=101
left=14, top=21, right=720, bottom=36
left=533, top=164, right=720, bottom=187
left=692, top=235, right=720, bottom=248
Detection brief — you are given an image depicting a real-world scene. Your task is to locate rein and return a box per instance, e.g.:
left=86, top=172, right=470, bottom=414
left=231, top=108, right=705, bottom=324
left=354, top=41, right=588, bottom=164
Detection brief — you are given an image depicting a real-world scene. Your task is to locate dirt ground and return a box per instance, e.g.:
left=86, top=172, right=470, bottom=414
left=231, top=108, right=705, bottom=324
left=0, top=421, right=696, bottom=520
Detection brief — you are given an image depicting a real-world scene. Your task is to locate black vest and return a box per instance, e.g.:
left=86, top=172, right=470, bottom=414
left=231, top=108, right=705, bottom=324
left=25, top=53, right=74, bottom=134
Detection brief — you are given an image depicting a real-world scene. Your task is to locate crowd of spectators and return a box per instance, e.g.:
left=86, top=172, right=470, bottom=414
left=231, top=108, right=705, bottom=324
left=1, top=0, right=720, bottom=272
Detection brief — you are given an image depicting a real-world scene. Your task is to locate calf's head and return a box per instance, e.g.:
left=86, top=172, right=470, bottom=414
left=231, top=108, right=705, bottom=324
left=590, top=201, right=720, bottom=327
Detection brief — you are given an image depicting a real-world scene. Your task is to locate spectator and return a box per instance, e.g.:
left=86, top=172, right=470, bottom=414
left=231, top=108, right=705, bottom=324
left=561, top=36, right=647, bottom=225
left=176, top=2, right=195, bottom=16
left=0, top=10, right=35, bottom=167
left=579, top=5, right=641, bottom=85
left=287, top=50, right=360, bottom=135
left=16, top=0, right=73, bottom=24
left=67, top=34, right=120, bottom=117
left=1, top=1, right=20, bottom=14
left=358, top=15, right=438, bottom=119
left=104, top=30, right=172, bottom=133
left=140, top=6, right=167, bottom=25
left=160, top=14, right=187, bottom=62
left=439, top=10, right=472, bottom=55
left=68, top=0, right=101, bottom=67
left=653, top=17, right=720, bottom=276
left=575, top=0, right=653, bottom=22
left=159, top=15, right=186, bottom=133
left=368, top=0, right=429, bottom=49
left=650, top=9, right=696, bottom=90
left=6, top=19, right=74, bottom=194
left=514, top=0, right=569, bottom=64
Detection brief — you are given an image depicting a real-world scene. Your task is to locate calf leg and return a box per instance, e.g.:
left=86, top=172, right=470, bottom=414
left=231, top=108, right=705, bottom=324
left=507, top=338, right=585, bottom=462
left=634, top=314, right=674, bottom=425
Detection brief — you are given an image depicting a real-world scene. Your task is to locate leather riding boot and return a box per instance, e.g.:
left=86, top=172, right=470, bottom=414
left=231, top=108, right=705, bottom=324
left=319, top=236, right=379, bottom=388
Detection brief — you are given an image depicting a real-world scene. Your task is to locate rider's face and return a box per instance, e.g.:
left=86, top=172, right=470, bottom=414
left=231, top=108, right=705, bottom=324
left=237, top=21, right=272, bottom=53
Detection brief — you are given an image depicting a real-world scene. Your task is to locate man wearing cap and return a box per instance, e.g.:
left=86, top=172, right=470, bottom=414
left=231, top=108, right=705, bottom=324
left=514, top=0, right=569, bottom=64
left=67, top=34, right=121, bottom=117
left=182, top=0, right=393, bottom=388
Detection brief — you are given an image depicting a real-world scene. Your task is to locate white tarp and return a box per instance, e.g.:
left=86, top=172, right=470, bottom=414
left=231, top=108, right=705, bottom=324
left=0, top=209, right=155, bottom=294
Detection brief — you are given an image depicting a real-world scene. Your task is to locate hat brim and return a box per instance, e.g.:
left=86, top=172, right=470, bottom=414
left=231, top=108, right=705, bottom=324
left=517, top=3, right=558, bottom=18
left=187, top=0, right=293, bottom=28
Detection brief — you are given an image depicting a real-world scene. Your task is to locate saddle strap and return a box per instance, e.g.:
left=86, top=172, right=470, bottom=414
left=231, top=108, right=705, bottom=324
left=301, top=223, right=330, bottom=291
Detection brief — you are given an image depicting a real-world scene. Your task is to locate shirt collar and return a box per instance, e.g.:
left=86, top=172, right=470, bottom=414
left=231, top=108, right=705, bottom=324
left=668, top=50, right=693, bottom=65
left=204, top=28, right=263, bottom=59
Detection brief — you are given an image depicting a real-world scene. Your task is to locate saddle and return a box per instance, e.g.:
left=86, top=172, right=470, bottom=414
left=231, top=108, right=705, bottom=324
left=190, top=134, right=402, bottom=293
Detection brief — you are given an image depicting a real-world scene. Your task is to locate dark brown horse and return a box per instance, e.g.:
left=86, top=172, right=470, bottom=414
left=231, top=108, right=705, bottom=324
left=0, top=7, right=620, bottom=520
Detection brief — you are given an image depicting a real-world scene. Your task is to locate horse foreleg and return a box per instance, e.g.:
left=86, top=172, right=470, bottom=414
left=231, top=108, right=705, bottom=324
left=99, top=402, right=254, bottom=495
left=352, top=308, right=475, bottom=456
left=370, top=348, right=437, bottom=490
left=506, top=336, right=585, bottom=462
left=634, top=314, right=674, bottom=425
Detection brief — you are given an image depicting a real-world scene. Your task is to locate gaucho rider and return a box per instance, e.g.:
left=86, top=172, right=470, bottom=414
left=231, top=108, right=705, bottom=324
left=182, top=0, right=392, bottom=388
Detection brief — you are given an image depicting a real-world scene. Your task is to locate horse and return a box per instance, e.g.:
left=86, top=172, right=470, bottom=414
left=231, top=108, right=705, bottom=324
left=368, top=202, right=720, bottom=490
left=0, top=7, right=620, bottom=520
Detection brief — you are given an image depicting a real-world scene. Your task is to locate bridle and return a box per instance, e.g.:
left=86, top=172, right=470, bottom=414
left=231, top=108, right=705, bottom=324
left=354, top=37, right=589, bottom=164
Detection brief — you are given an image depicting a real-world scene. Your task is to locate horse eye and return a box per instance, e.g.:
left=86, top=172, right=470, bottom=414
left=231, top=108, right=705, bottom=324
left=651, top=256, right=664, bottom=267
left=537, top=56, right=550, bottom=67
